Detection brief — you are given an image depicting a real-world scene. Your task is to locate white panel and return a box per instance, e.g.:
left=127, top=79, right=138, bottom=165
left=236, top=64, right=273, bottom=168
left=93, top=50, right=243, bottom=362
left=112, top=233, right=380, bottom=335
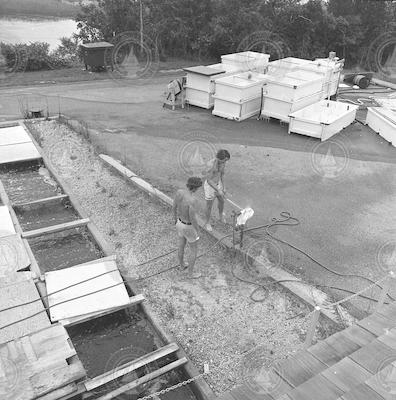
left=221, top=51, right=270, bottom=72
left=261, top=91, right=324, bottom=122
left=0, top=142, right=41, bottom=164
left=0, top=234, right=30, bottom=275
left=0, top=126, right=32, bottom=146
left=366, top=107, right=396, bottom=146
left=0, top=206, right=16, bottom=237
left=46, top=259, right=130, bottom=322
left=288, top=100, right=358, bottom=140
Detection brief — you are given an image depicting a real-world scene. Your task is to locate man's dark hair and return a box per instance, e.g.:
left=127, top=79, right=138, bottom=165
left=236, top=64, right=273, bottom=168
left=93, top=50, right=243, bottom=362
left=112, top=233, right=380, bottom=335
left=187, top=177, right=202, bottom=190
left=216, top=149, right=230, bottom=161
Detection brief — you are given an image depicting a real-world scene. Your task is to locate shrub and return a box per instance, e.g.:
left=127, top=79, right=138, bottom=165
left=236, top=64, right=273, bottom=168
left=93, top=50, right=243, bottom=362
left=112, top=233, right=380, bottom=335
left=0, top=40, right=81, bottom=72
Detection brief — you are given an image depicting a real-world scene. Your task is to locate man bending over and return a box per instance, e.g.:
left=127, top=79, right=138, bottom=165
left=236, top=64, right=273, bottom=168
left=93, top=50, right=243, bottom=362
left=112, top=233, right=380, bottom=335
left=173, top=177, right=202, bottom=277
left=203, top=149, right=230, bottom=231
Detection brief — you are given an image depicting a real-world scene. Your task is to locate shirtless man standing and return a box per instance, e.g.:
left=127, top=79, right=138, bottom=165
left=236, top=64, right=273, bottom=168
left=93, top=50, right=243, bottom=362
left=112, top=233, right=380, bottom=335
left=172, top=177, right=202, bottom=277
left=203, top=149, right=230, bottom=231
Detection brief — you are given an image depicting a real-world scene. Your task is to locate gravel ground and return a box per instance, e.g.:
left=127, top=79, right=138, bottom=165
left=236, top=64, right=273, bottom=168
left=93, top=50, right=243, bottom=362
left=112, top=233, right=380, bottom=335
left=27, top=119, right=326, bottom=395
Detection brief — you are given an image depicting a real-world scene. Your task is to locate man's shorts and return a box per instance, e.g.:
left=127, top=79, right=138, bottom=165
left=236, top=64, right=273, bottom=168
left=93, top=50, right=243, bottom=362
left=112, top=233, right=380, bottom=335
left=176, top=219, right=199, bottom=243
left=204, top=180, right=223, bottom=201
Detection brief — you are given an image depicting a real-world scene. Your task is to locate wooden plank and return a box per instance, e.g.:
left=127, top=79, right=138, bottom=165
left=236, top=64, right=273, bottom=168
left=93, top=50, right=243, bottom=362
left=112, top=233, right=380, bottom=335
left=232, top=368, right=292, bottom=400
left=95, top=357, right=188, bottom=400
left=376, top=302, right=396, bottom=320
left=37, top=383, right=78, bottom=400
left=0, top=142, right=41, bottom=165
left=0, top=277, right=50, bottom=344
left=13, top=194, right=68, bottom=208
left=287, top=374, right=344, bottom=400
left=21, top=218, right=90, bottom=238
left=60, top=294, right=145, bottom=327
left=6, top=340, right=19, bottom=360
left=349, top=339, right=396, bottom=374
left=229, top=385, right=273, bottom=400
left=325, top=332, right=360, bottom=359
left=20, top=336, right=37, bottom=363
left=0, top=205, right=16, bottom=237
left=274, top=351, right=327, bottom=387
left=340, top=383, right=387, bottom=400
left=357, top=313, right=392, bottom=337
left=0, top=125, right=32, bottom=146
left=30, top=324, right=76, bottom=363
left=30, top=360, right=85, bottom=397
left=307, top=341, right=342, bottom=367
left=67, top=255, right=117, bottom=267
left=0, top=179, right=40, bottom=278
left=57, top=382, right=87, bottom=400
left=377, top=328, right=396, bottom=350
left=84, top=342, right=179, bottom=391
left=0, top=234, right=30, bottom=275
left=365, top=361, right=396, bottom=400
left=45, top=259, right=129, bottom=322
left=341, top=325, right=377, bottom=347
left=320, top=357, right=371, bottom=392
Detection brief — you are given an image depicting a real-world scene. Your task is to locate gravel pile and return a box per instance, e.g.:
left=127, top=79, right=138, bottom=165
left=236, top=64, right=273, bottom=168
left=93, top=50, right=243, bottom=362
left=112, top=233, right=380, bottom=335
left=27, top=119, right=313, bottom=395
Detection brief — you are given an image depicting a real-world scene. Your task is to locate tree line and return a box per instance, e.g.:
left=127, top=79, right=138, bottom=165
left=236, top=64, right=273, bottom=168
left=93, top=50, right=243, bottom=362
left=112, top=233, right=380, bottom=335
left=75, top=0, right=396, bottom=68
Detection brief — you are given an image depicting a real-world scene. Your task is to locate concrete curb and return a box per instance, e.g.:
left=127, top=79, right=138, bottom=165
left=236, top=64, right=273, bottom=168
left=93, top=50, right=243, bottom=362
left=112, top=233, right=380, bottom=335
left=99, top=154, right=352, bottom=326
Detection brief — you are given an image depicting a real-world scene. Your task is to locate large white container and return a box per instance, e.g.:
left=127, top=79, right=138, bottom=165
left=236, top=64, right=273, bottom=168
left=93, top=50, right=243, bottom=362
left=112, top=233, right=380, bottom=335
left=184, top=63, right=241, bottom=109
left=288, top=100, right=358, bottom=141
left=268, top=57, right=343, bottom=97
left=260, top=91, right=323, bottom=123
left=184, top=64, right=226, bottom=109
left=212, top=95, right=263, bottom=121
left=212, top=71, right=268, bottom=121
left=221, top=51, right=270, bottom=73
left=263, top=70, right=324, bottom=102
left=366, top=107, right=396, bottom=146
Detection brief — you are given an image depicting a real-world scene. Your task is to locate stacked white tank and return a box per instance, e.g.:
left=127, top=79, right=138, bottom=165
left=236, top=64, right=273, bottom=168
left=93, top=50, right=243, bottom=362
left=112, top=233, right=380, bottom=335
left=259, top=56, right=344, bottom=123
left=212, top=71, right=269, bottom=121
left=184, top=51, right=270, bottom=110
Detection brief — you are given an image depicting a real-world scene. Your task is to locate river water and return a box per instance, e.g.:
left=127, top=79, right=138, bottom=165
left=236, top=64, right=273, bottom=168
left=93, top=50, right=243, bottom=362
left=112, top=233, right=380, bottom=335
left=0, top=16, right=77, bottom=50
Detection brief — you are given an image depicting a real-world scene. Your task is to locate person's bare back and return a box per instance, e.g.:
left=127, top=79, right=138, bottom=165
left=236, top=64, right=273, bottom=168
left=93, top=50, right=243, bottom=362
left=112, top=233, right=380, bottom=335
left=175, top=189, right=197, bottom=225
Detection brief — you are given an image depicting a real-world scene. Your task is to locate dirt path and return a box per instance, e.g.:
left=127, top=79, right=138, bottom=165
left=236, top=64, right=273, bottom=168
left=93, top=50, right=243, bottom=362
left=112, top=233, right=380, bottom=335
left=26, top=119, right=320, bottom=395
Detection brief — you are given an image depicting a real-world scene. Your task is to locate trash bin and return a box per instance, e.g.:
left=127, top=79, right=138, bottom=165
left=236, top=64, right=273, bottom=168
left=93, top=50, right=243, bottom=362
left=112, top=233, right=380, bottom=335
left=80, top=42, right=114, bottom=71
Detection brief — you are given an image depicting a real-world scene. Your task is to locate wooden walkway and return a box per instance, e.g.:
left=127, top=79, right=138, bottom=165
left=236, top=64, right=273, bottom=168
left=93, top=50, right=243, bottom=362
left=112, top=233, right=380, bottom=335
left=0, top=324, right=85, bottom=400
left=218, top=302, right=396, bottom=400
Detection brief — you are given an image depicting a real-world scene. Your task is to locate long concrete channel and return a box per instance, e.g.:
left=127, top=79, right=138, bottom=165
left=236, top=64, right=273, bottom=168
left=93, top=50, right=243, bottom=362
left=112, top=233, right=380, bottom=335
left=0, top=120, right=214, bottom=400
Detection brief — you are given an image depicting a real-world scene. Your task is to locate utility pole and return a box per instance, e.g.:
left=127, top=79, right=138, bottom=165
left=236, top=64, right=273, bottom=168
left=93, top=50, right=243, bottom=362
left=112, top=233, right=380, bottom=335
left=140, top=0, right=143, bottom=53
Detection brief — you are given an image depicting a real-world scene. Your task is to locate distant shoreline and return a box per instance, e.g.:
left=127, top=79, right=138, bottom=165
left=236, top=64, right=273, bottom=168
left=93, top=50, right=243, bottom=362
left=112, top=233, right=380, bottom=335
left=0, top=13, right=76, bottom=21
left=0, top=0, right=80, bottom=19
